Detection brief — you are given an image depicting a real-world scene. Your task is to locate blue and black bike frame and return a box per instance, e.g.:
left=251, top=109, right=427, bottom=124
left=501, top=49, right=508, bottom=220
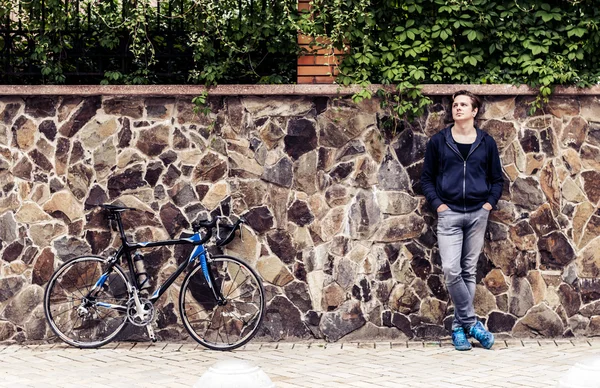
left=89, top=209, right=226, bottom=308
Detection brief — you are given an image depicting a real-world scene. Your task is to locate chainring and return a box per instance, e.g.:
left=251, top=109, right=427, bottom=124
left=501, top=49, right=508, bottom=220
left=126, top=297, right=156, bottom=326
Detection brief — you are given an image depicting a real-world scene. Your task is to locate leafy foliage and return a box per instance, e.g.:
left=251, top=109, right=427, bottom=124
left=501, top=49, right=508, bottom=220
left=0, top=0, right=299, bottom=85
left=290, top=0, right=600, bottom=119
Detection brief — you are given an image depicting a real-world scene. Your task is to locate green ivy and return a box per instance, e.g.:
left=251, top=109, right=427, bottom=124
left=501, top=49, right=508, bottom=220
left=290, top=0, right=600, bottom=120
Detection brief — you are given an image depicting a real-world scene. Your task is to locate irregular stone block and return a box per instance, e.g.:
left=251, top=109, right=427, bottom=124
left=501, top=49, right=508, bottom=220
left=512, top=303, right=564, bottom=337
left=256, top=255, right=294, bottom=286
left=372, top=214, right=424, bottom=243
left=539, top=231, right=576, bottom=269
left=59, top=97, right=101, bottom=137
left=488, top=311, right=517, bottom=333
left=319, top=299, right=366, bottom=342
left=561, top=116, right=588, bottom=150
left=509, top=276, right=534, bottom=317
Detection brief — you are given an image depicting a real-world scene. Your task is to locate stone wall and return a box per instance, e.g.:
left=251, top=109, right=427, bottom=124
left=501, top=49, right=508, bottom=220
left=1, top=91, right=600, bottom=344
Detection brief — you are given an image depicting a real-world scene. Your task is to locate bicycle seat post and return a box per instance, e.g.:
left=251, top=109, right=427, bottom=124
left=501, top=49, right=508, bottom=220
left=109, top=210, right=129, bottom=245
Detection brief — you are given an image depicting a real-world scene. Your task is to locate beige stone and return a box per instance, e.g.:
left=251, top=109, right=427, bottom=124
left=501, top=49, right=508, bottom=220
left=228, top=150, right=263, bottom=177
left=540, top=161, right=560, bottom=211
left=30, top=223, right=67, bottom=247
left=562, top=148, right=582, bottom=175
left=42, top=191, right=83, bottom=222
left=79, top=117, right=118, bottom=149
left=241, top=96, right=313, bottom=117
left=224, top=225, right=259, bottom=264
left=577, top=238, right=600, bottom=278
left=504, top=164, right=519, bottom=182
left=30, top=185, right=50, bottom=204
left=15, top=202, right=52, bottom=223
left=419, top=297, right=447, bottom=325
left=35, top=138, right=55, bottom=160
left=306, top=270, right=325, bottom=312
left=363, top=128, right=386, bottom=163
left=392, top=256, right=416, bottom=285
left=314, top=206, right=345, bottom=242
left=200, top=181, right=228, bottom=210
left=2, top=261, right=29, bottom=277
left=525, top=153, right=544, bottom=175
left=14, top=117, right=36, bottom=150
left=372, top=214, right=425, bottom=243
left=580, top=96, right=600, bottom=122
left=346, top=242, right=371, bottom=264
left=562, top=178, right=586, bottom=203
left=580, top=144, right=600, bottom=171
left=376, top=191, right=419, bottom=215
left=0, top=193, right=19, bottom=214
left=482, top=97, right=516, bottom=119
left=483, top=269, right=508, bottom=295
left=573, top=201, right=595, bottom=248
left=389, top=284, right=420, bottom=315
left=545, top=286, right=561, bottom=308
left=179, top=149, right=203, bottom=165
left=474, top=285, right=497, bottom=316
left=322, top=282, right=346, bottom=310
left=256, top=255, right=294, bottom=286
left=18, top=182, right=31, bottom=201
left=94, top=139, right=117, bottom=178
left=526, top=270, right=547, bottom=305
left=292, top=226, right=314, bottom=251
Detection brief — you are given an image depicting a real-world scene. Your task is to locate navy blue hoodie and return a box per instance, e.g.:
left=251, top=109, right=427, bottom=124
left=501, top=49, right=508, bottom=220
left=421, top=126, right=504, bottom=213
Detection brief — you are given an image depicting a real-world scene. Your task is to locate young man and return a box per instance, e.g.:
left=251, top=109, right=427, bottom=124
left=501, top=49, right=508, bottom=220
left=420, top=90, right=503, bottom=351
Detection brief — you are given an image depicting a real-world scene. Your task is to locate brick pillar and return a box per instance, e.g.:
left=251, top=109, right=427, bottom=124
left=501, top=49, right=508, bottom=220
left=297, top=0, right=344, bottom=84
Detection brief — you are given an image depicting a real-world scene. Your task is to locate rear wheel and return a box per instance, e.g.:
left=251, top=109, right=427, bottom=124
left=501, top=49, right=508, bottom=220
left=44, top=256, right=131, bottom=348
left=179, top=255, right=265, bottom=351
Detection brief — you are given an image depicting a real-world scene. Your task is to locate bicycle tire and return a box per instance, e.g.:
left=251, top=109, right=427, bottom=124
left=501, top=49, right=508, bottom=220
left=44, top=255, right=131, bottom=348
left=179, top=255, right=265, bottom=351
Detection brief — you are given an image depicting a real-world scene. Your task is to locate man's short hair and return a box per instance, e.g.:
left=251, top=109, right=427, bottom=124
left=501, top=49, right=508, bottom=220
left=452, top=90, right=482, bottom=112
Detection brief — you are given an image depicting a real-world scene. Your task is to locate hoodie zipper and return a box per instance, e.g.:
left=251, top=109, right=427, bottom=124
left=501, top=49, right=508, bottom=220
left=445, top=138, right=483, bottom=211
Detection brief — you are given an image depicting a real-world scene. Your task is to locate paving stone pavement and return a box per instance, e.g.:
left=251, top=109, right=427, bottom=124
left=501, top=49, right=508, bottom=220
left=0, top=339, right=599, bottom=388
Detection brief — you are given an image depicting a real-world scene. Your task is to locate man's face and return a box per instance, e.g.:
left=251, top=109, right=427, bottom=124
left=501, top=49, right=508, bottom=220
left=452, top=95, right=477, bottom=122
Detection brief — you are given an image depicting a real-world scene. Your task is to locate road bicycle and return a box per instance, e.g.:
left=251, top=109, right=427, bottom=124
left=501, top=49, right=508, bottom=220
left=43, top=204, right=265, bottom=350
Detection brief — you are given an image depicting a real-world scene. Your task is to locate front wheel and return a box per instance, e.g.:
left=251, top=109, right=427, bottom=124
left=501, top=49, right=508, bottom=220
left=179, top=255, right=265, bottom=351
left=44, top=256, right=131, bottom=348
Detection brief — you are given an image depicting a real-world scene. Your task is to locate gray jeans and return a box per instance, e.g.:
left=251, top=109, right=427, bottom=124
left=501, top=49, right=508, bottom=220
left=436, top=207, right=490, bottom=331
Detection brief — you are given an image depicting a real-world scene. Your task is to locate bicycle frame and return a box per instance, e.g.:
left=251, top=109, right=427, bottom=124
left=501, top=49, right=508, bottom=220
left=88, top=210, right=224, bottom=310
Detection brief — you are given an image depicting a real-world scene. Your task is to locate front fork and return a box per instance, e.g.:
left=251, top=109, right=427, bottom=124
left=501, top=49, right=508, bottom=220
left=200, top=252, right=226, bottom=305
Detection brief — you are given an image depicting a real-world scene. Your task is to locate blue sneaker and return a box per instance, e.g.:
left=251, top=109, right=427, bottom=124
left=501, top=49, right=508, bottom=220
left=452, top=327, right=472, bottom=351
left=469, top=321, right=494, bottom=349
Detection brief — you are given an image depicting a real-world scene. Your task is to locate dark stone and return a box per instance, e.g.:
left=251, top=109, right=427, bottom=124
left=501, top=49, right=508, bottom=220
left=103, top=98, right=143, bottom=118
left=260, top=295, right=311, bottom=340
left=1, top=103, right=20, bottom=124
left=318, top=147, right=334, bottom=170
left=337, top=140, right=365, bottom=162
left=558, top=283, right=581, bottom=317
left=383, top=311, right=414, bottom=338
left=137, top=125, right=170, bottom=157
left=427, top=274, right=449, bottom=301
left=539, top=232, right=576, bottom=269
left=352, top=277, right=372, bottom=302
left=406, top=161, right=424, bottom=195
left=284, top=118, right=318, bottom=160
left=411, top=257, right=431, bottom=280
left=293, top=261, right=307, bottom=282
left=159, top=150, right=178, bottom=166
left=12, top=157, right=32, bottom=180
left=85, top=230, right=112, bottom=254
left=540, top=128, right=557, bottom=157
left=244, top=206, right=274, bottom=234
left=59, top=96, right=101, bottom=137
left=487, top=312, right=517, bottom=333
left=480, top=119, right=517, bottom=150
left=159, top=203, right=189, bottom=237
left=262, top=157, right=293, bottom=188
left=284, top=281, right=313, bottom=312
left=168, top=183, right=197, bottom=207
left=486, top=222, right=508, bottom=241
left=39, top=120, right=57, bottom=141
left=513, top=303, right=564, bottom=337
left=266, top=230, right=296, bottom=264
left=25, top=96, right=56, bottom=117
left=393, top=129, right=428, bottom=166
left=195, top=184, right=210, bottom=202
left=193, top=152, right=227, bottom=182
left=145, top=161, right=164, bottom=186
left=32, top=248, right=55, bottom=286
left=0, top=276, right=25, bottom=303
left=2, top=241, right=23, bottom=262
left=561, top=117, right=588, bottom=151
left=108, top=165, right=146, bottom=198
left=288, top=200, right=314, bottom=226
left=143, top=247, right=172, bottom=286
left=476, top=253, right=494, bottom=284
left=162, top=165, right=181, bottom=187
left=511, top=177, right=546, bottom=211
left=118, top=118, right=132, bottom=147
left=55, top=137, right=70, bottom=172
left=314, top=97, right=328, bottom=114
left=581, top=171, right=600, bottom=204
left=530, top=204, right=559, bottom=236
left=29, top=149, right=53, bottom=171
left=329, top=162, right=354, bottom=182
left=324, top=254, right=335, bottom=276
left=413, top=324, right=446, bottom=339
left=581, top=278, right=600, bottom=303
left=69, top=140, right=85, bottom=164
left=21, top=247, right=38, bottom=265
left=320, top=300, right=366, bottom=342
left=520, top=129, right=540, bottom=153
left=173, top=128, right=190, bottom=149
left=157, top=303, right=178, bottom=329
left=509, top=276, right=534, bottom=317
left=378, top=152, right=410, bottom=191
left=85, top=185, right=108, bottom=210
left=53, top=237, right=89, bottom=261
